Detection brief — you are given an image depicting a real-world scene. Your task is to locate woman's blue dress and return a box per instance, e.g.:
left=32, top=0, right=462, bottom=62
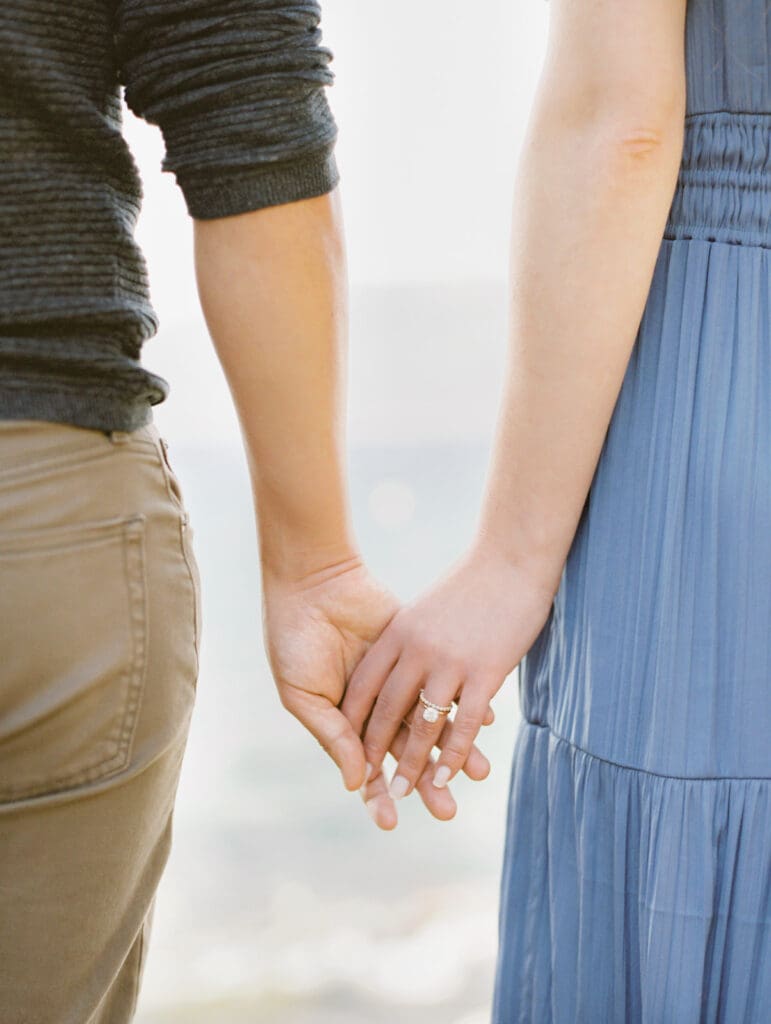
left=492, top=1, right=770, bottom=1020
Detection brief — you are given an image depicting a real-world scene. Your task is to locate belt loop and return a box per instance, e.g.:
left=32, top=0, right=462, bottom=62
left=109, top=430, right=131, bottom=445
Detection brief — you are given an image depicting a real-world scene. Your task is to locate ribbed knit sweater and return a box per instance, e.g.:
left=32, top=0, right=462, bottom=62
left=0, top=1, right=339, bottom=433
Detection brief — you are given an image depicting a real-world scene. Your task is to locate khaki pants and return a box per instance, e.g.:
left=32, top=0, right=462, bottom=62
left=0, top=417, right=201, bottom=1023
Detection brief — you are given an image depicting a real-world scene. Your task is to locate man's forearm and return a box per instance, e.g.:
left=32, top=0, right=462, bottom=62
left=476, top=92, right=685, bottom=596
left=193, top=188, right=358, bottom=581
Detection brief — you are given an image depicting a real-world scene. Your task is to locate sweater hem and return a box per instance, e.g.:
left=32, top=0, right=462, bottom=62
left=179, top=151, right=340, bottom=220
left=0, top=386, right=156, bottom=435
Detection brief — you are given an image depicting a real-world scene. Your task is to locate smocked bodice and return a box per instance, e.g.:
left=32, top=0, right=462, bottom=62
left=667, top=0, right=771, bottom=248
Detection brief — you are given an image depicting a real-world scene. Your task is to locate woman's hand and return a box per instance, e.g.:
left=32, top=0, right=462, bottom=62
left=262, top=553, right=493, bottom=827
left=358, top=699, right=497, bottom=830
left=339, top=540, right=558, bottom=803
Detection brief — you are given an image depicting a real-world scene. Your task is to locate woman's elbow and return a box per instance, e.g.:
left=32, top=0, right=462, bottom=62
left=536, top=70, right=686, bottom=153
left=609, top=116, right=685, bottom=158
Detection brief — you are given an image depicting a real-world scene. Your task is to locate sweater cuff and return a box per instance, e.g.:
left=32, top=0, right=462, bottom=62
left=178, top=150, right=340, bottom=220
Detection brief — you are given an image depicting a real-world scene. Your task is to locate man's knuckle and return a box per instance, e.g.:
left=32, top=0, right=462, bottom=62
left=280, top=689, right=303, bottom=716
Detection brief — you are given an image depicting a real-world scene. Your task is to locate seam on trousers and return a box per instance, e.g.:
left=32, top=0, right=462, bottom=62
left=129, top=918, right=147, bottom=1018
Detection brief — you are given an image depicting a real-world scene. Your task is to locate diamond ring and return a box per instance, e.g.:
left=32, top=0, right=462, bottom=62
left=418, top=689, right=455, bottom=724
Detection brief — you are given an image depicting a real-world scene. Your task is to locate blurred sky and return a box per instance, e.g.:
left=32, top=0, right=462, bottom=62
left=123, top=1, right=549, bottom=450
left=124, top=0, right=548, bottom=296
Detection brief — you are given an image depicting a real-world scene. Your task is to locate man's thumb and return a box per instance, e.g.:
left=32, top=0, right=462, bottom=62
left=290, top=692, right=368, bottom=791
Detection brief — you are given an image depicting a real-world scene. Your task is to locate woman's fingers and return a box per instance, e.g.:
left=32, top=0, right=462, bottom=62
left=360, top=722, right=458, bottom=828
left=357, top=688, right=494, bottom=801
left=362, top=668, right=458, bottom=794
left=429, top=681, right=495, bottom=789
left=339, top=628, right=401, bottom=734
left=390, top=682, right=493, bottom=796
left=439, top=712, right=491, bottom=782
left=358, top=705, right=496, bottom=828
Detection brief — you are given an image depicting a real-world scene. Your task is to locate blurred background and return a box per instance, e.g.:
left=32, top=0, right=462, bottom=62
left=131, top=2, right=549, bottom=1021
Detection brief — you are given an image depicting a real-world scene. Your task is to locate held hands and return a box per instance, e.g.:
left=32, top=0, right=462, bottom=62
left=340, top=539, right=557, bottom=827
left=261, top=553, right=494, bottom=827
left=263, top=541, right=557, bottom=830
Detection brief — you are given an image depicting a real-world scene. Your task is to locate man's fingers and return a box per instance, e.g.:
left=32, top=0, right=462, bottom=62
left=281, top=685, right=367, bottom=791
left=358, top=760, right=398, bottom=831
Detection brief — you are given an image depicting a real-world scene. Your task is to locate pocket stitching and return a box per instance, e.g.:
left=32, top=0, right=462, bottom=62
left=0, top=511, right=144, bottom=553
left=0, top=515, right=149, bottom=801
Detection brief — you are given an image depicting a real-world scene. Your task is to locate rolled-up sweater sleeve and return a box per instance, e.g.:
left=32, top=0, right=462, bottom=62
left=114, top=0, right=339, bottom=218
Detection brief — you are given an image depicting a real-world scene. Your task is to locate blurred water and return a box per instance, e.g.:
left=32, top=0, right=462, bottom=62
left=135, top=283, right=523, bottom=1023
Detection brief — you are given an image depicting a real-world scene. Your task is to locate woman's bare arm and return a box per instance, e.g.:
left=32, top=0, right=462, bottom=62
left=478, top=0, right=688, bottom=590
left=341, top=0, right=689, bottom=819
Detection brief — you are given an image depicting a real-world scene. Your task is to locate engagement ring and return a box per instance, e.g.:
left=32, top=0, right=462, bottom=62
left=418, top=689, right=455, bottom=723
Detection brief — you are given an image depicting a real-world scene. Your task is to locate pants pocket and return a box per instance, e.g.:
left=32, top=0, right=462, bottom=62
left=0, top=512, right=149, bottom=802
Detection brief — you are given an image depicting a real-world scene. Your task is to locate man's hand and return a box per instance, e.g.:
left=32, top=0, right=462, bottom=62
left=262, top=554, right=398, bottom=791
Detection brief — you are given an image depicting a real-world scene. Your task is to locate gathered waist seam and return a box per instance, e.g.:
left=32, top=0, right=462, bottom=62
left=522, top=718, right=771, bottom=783
left=660, top=227, right=771, bottom=250
left=685, top=109, right=771, bottom=121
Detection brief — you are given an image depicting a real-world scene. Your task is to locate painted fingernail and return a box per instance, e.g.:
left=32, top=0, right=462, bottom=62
left=433, top=765, right=452, bottom=788
left=389, top=774, right=410, bottom=800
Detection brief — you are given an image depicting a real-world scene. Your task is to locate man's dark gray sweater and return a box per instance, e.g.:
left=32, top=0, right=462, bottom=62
left=0, top=0, right=339, bottom=433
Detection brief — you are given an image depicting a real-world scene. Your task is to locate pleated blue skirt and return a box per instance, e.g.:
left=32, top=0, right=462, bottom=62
left=491, top=45, right=771, bottom=1024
